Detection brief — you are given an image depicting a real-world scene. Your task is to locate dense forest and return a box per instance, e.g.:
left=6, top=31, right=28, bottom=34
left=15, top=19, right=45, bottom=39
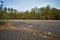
left=0, top=5, right=60, bottom=20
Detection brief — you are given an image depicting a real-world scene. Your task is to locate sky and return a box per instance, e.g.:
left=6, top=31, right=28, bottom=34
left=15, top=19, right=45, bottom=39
left=0, top=0, right=60, bottom=11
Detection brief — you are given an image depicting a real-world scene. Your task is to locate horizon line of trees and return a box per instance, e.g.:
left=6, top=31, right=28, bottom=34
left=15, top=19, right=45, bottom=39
left=0, top=5, right=60, bottom=20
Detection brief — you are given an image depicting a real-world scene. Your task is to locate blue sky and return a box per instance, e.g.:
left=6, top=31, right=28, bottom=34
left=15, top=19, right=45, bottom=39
left=0, top=0, right=60, bottom=11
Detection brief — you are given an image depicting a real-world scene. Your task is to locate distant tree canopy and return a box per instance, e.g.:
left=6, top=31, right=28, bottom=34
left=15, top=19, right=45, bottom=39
left=0, top=5, right=60, bottom=20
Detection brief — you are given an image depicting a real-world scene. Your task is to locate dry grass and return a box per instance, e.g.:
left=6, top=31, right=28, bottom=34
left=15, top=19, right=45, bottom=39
left=0, top=21, right=11, bottom=28
left=0, top=25, right=60, bottom=39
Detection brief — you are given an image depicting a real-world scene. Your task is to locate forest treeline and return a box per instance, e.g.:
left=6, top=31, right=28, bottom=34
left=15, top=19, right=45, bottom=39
left=0, top=5, right=60, bottom=20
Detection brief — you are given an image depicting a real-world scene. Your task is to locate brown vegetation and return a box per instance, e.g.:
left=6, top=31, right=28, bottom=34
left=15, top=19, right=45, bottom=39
left=0, top=21, right=11, bottom=28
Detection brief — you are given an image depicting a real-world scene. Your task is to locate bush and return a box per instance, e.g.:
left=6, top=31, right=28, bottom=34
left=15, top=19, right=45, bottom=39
left=0, top=21, right=7, bottom=25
